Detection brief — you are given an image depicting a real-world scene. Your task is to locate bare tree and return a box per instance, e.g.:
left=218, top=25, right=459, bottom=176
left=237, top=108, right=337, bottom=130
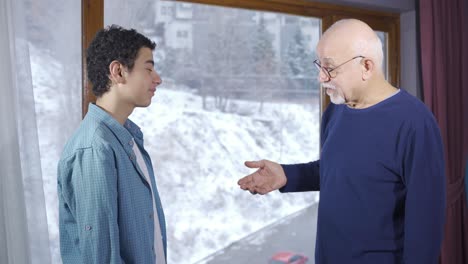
left=193, top=7, right=253, bottom=111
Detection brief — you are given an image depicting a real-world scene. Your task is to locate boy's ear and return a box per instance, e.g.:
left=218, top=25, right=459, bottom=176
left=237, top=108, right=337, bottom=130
left=109, top=60, right=125, bottom=84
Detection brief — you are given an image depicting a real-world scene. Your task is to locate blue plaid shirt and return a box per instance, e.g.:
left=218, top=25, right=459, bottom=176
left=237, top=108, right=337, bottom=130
left=58, top=103, right=166, bottom=264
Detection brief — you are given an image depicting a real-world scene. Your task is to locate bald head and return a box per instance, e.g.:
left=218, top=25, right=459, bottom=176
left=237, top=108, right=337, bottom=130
left=317, top=19, right=384, bottom=72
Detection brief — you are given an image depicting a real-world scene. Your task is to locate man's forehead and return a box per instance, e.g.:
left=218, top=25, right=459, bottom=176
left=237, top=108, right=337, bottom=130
left=316, top=43, right=349, bottom=65
left=316, top=41, right=339, bottom=64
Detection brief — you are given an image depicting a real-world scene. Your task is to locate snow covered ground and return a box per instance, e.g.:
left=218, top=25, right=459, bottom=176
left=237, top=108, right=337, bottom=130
left=31, top=46, right=320, bottom=264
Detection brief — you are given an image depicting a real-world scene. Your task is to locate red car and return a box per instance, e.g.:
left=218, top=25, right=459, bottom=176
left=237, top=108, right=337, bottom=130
left=269, top=251, right=309, bottom=264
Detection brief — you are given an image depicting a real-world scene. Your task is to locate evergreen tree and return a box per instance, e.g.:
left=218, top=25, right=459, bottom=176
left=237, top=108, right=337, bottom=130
left=284, top=24, right=315, bottom=77
left=250, top=14, right=278, bottom=112
left=251, top=15, right=277, bottom=75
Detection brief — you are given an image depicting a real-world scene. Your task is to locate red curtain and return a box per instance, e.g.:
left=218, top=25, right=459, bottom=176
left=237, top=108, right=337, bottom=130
left=419, top=0, right=468, bottom=263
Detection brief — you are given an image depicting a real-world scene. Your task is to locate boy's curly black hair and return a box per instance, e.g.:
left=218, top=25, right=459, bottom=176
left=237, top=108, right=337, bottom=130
left=86, top=25, right=156, bottom=97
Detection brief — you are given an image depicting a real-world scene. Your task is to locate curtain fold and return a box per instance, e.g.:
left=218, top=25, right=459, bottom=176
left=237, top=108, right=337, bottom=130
left=0, top=0, right=52, bottom=263
left=419, top=0, right=468, bottom=263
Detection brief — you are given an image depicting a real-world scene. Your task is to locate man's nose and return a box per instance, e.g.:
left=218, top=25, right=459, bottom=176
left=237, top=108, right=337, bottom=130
left=317, top=68, right=330, bottom=83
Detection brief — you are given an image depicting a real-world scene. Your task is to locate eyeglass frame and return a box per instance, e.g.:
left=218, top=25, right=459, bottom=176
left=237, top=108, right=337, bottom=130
left=313, top=55, right=365, bottom=81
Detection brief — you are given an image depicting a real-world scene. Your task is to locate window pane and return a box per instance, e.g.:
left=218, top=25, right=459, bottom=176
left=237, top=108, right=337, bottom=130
left=375, top=31, right=388, bottom=80
left=105, top=1, right=320, bottom=263
left=26, top=0, right=82, bottom=263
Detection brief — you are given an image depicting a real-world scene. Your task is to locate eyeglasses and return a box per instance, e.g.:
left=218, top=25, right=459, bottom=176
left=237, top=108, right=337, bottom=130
left=314, top=56, right=365, bottom=81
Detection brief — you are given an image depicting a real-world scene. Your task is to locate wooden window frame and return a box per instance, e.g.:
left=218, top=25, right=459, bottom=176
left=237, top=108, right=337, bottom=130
left=82, top=0, right=103, bottom=117
left=81, top=0, right=399, bottom=117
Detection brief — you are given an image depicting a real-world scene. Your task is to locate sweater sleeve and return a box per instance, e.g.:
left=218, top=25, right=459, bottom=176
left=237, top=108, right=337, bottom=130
left=279, top=160, right=320, bottom=192
left=402, top=116, right=445, bottom=264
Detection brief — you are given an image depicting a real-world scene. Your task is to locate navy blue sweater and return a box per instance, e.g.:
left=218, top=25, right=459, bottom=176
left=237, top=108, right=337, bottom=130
left=281, top=89, right=445, bottom=264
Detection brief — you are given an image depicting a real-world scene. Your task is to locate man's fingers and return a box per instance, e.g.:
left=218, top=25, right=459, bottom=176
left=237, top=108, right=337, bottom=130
left=244, top=160, right=265, bottom=169
left=247, top=185, right=257, bottom=194
left=240, top=160, right=276, bottom=195
left=256, top=186, right=270, bottom=195
left=238, top=175, right=253, bottom=186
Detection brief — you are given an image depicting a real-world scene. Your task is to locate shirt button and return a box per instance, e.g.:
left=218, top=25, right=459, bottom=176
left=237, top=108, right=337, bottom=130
left=129, top=140, right=134, bottom=146
left=85, top=225, right=92, bottom=231
left=129, top=155, right=134, bottom=161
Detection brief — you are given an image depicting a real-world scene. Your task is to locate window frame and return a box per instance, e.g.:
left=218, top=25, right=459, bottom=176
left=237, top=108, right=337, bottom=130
left=81, top=0, right=399, bottom=116
left=81, top=0, right=103, bottom=116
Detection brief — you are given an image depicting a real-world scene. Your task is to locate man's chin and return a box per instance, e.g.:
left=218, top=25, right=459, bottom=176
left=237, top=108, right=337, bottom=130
left=329, top=95, right=346, bottom=105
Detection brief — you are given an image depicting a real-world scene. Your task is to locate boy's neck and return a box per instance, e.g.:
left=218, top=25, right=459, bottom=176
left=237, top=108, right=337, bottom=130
left=96, top=95, right=134, bottom=125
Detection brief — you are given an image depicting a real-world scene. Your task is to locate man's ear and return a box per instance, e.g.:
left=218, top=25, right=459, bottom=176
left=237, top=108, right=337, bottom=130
left=361, top=58, right=374, bottom=81
left=109, top=60, right=126, bottom=84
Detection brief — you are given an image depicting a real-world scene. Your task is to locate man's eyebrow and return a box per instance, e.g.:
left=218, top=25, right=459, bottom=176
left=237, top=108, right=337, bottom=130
left=321, top=57, right=335, bottom=65
left=144, top=60, right=154, bottom=66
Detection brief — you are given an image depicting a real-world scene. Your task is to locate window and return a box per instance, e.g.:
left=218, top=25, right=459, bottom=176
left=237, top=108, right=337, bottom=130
left=162, top=6, right=174, bottom=16
left=176, top=30, right=188, bottom=38
left=376, top=31, right=389, bottom=79
left=285, top=16, right=298, bottom=24
left=83, top=1, right=399, bottom=263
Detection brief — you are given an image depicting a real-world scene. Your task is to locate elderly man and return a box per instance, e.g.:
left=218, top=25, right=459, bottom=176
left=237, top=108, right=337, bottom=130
left=238, top=19, right=445, bottom=264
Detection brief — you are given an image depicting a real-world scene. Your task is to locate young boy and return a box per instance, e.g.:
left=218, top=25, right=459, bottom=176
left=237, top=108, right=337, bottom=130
left=57, top=25, right=166, bottom=264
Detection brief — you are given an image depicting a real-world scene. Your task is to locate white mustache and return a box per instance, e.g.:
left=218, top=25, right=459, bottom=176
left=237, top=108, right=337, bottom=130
left=322, top=83, right=336, bottom=90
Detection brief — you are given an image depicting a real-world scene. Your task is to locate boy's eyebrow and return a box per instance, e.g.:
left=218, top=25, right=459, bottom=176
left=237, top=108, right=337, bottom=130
left=145, top=60, right=154, bottom=66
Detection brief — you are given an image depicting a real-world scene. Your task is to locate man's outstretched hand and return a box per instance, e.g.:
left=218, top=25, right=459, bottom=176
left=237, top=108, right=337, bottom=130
left=237, top=159, right=287, bottom=195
